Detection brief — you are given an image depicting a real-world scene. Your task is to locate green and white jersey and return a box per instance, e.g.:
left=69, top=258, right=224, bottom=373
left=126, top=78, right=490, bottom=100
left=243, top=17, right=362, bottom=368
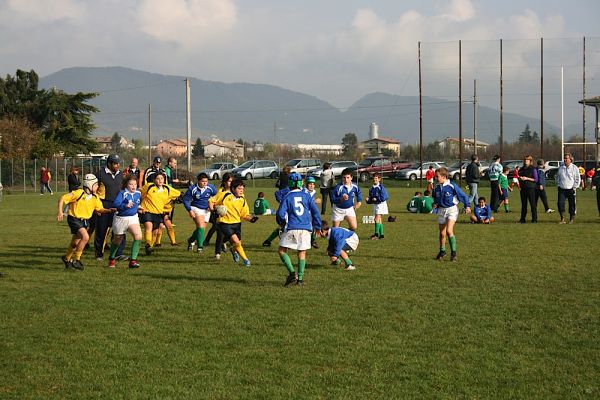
left=419, top=196, right=434, bottom=213
left=498, top=174, right=509, bottom=189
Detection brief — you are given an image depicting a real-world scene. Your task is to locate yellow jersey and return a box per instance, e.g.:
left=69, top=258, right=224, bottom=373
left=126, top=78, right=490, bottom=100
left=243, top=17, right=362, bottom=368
left=61, top=189, right=104, bottom=220
left=140, top=183, right=181, bottom=215
left=211, top=191, right=249, bottom=224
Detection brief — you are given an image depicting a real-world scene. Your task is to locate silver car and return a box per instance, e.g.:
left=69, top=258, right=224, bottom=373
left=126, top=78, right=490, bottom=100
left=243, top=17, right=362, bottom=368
left=395, top=161, right=447, bottom=181
left=199, top=162, right=237, bottom=180
left=311, top=161, right=358, bottom=178
left=232, top=160, right=279, bottom=180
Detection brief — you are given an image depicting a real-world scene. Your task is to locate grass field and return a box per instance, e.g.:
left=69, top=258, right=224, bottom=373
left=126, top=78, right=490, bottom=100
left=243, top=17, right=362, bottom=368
left=1, top=180, right=599, bottom=399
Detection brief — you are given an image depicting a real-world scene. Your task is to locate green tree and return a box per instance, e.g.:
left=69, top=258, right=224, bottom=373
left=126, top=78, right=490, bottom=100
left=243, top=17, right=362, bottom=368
left=192, top=138, right=204, bottom=159
left=519, top=124, right=533, bottom=144
left=341, top=133, right=358, bottom=157
left=110, top=132, right=122, bottom=152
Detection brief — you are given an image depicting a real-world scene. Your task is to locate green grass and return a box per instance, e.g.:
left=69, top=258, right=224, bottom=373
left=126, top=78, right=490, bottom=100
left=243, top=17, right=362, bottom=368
left=1, top=181, right=599, bottom=399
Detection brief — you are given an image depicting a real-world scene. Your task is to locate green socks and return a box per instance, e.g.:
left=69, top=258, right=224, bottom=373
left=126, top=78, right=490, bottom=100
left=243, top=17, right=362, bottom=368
left=109, top=243, right=119, bottom=259
left=504, top=204, right=509, bottom=212
left=375, top=223, right=384, bottom=236
left=298, top=259, right=306, bottom=280
left=345, top=258, right=353, bottom=266
left=280, top=253, right=295, bottom=274
left=448, top=236, right=457, bottom=252
left=266, top=228, right=280, bottom=243
left=131, top=240, right=141, bottom=260
left=194, top=228, right=205, bottom=247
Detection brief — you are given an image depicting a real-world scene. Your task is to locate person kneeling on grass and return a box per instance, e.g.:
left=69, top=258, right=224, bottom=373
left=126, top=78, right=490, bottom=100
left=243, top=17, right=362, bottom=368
left=432, top=167, right=471, bottom=262
left=210, top=179, right=258, bottom=266
left=108, top=176, right=143, bottom=269
left=139, top=172, right=181, bottom=256
left=276, top=172, right=322, bottom=286
left=316, top=221, right=359, bottom=271
left=183, top=172, right=218, bottom=253
left=470, top=196, right=495, bottom=224
left=57, top=174, right=116, bottom=271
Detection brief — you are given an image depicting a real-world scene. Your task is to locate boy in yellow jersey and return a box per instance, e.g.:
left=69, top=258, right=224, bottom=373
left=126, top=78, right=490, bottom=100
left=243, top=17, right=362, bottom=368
left=139, top=172, right=181, bottom=255
left=57, top=174, right=116, bottom=270
left=209, top=179, right=258, bottom=266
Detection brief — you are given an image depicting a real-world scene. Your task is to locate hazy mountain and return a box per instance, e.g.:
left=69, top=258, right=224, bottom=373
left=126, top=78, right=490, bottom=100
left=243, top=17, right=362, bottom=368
left=39, top=66, right=566, bottom=145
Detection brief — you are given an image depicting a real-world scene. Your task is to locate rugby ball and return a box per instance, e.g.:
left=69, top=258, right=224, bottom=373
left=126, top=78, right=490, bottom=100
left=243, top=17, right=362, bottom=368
left=215, top=205, right=228, bottom=216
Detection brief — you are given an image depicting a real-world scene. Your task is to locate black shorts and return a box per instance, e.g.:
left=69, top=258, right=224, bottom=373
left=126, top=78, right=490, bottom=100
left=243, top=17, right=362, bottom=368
left=140, top=212, right=163, bottom=230
left=67, top=215, right=89, bottom=234
left=219, top=223, right=242, bottom=242
left=209, top=211, right=218, bottom=224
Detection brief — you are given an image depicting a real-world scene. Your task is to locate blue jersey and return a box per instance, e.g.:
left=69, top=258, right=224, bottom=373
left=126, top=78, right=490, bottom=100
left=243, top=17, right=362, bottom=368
left=183, top=183, right=217, bottom=211
left=331, top=183, right=362, bottom=209
left=367, top=184, right=389, bottom=204
left=276, top=189, right=322, bottom=232
left=433, top=180, right=470, bottom=208
left=327, top=227, right=358, bottom=257
left=474, top=204, right=492, bottom=221
left=275, top=187, right=291, bottom=203
left=112, top=189, right=142, bottom=217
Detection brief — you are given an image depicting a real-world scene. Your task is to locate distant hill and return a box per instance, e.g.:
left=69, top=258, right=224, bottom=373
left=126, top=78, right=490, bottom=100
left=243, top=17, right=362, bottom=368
left=40, top=66, right=567, bottom=145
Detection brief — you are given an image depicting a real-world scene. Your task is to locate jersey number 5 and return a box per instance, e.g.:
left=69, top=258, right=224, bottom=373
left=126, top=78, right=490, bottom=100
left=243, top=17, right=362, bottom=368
left=293, top=196, right=304, bottom=216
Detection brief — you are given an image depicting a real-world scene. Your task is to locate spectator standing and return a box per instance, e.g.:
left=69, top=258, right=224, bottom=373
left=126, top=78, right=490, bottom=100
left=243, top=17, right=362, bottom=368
left=123, top=158, right=141, bottom=182
left=585, top=168, right=594, bottom=191
left=140, top=156, right=164, bottom=187
left=535, top=159, right=554, bottom=213
left=276, top=166, right=292, bottom=190
left=67, top=166, right=81, bottom=192
left=94, top=154, right=125, bottom=260
left=518, top=155, right=538, bottom=223
left=425, top=165, right=435, bottom=193
left=465, top=154, right=480, bottom=208
left=319, top=163, right=335, bottom=215
left=488, top=155, right=503, bottom=212
left=40, top=166, right=53, bottom=195
left=556, top=153, right=581, bottom=224
left=593, top=165, right=600, bottom=217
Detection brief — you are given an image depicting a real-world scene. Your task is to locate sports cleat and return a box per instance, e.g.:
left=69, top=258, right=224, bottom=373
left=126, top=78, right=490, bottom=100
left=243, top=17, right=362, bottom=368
left=297, top=280, right=304, bottom=286
left=450, top=252, right=457, bottom=262
left=232, top=251, right=240, bottom=263
left=108, top=258, right=116, bottom=268
left=222, top=243, right=228, bottom=253
left=243, top=259, right=251, bottom=267
left=311, top=241, right=319, bottom=249
left=370, top=234, right=379, bottom=240
left=145, top=244, right=153, bottom=255
left=187, top=238, right=195, bottom=251
left=284, top=273, right=297, bottom=287
left=379, top=235, right=385, bottom=239
left=96, top=257, right=104, bottom=262
left=72, top=260, right=84, bottom=271
left=569, top=219, right=575, bottom=224
left=128, top=260, right=141, bottom=269
left=546, top=208, right=555, bottom=213
left=61, top=255, right=73, bottom=270
left=344, top=265, right=356, bottom=271
left=262, top=240, right=271, bottom=247
left=197, top=247, right=203, bottom=253
left=154, top=243, right=162, bottom=248
left=215, top=253, right=221, bottom=260
left=559, top=219, right=566, bottom=224
left=115, top=255, right=129, bottom=261
left=331, top=259, right=342, bottom=266
left=436, top=250, right=447, bottom=260
left=203, top=240, right=210, bottom=247
left=171, top=242, right=180, bottom=247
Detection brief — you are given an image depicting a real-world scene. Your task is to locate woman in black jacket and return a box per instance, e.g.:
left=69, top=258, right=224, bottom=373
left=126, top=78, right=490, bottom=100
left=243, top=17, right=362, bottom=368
left=518, top=155, right=538, bottom=223
left=67, top=166, right=81, bottom=192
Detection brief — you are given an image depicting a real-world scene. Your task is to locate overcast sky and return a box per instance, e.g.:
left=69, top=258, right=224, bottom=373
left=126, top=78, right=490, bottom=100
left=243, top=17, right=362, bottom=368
left=2, top=0, right=600, bottom=119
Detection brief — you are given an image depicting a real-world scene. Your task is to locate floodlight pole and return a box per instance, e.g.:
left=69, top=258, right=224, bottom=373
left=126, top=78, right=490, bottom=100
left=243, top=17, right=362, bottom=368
left=418, top=41, right=424, bottom=188
left=148, top=104, right=152, bottom=164
left=186, top=78, right=192, bottom=172
left=458, top=40, right=463, bottom=184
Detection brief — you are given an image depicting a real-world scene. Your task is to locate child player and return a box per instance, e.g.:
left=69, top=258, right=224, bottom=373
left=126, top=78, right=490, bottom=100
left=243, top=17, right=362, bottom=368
left=316, top=221, right=359, bottom=271
left=304, top=176, right=321, bottom=248
left=470, top=196, right=495, bottom=224
left=366, top=173, right=389, bottom=240
left=57, top=174, right=116, bottom=270
left=108, top=176, right=143, bottom=268
left=276, top=172, right=322, bottom=286
left=407, top=191, right=422, bottom=213
left=425, top=165, right=435, bottom=193
left=253, top=192, right=274, bottom=215
left=499, top=166, right=511, bottom=213
left=330, top=168, right=362, bottom=231
left=419, top=190, right=434, bottom=214
left=209, top=179, right=258, bottom=266
left=432, top=167, right=471, bottom=262
left=183, top=172, right=218, bottom=253
left=262, top=180, right=292, bottom=247
left=139, top=172, right=181, bottom=255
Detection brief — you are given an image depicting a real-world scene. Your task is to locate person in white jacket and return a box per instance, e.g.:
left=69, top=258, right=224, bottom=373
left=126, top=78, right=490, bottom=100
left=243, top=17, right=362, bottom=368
left=556, top=153, right=581, bottom=224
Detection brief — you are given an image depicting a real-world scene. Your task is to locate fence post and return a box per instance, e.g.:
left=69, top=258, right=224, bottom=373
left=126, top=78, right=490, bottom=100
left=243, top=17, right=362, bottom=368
left=23, top=158, right=26, bottom=193
left=64, top=158, right=67, bottom=191
left=11, top=158, right=14, bottom=187
left=34, top=159, right=37, bottom=193
left=55, top=158, right=58, bottom=193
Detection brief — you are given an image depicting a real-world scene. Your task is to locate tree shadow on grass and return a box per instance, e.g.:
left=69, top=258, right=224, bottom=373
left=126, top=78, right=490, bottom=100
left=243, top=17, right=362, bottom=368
left=133, top=271, right=248, bottom=284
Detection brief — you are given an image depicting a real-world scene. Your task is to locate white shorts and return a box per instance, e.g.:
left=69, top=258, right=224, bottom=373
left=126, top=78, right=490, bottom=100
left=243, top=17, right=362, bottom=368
left=512, top=177, right=519, bottom=184
left=331, top=206, right=356, bottom=222
left=279, top=230, right=312, bottom=251
left=112, top=215, right=140, bottom=235
left=190, top=206, right=210, bottom=223
left=344, top=232, right=360, bottom=251
left=373, top=201, right=388, bottom=215
left=436, top=206, right=459, bottom=224
left=257, top=209, right=273, bottom=215
left=427, top=178, right=434, bottom=184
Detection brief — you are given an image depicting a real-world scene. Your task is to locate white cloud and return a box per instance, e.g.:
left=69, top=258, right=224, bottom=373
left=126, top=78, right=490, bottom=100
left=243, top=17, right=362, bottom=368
left=6, top=0, right=85, bottom=21
left=136, top=0, right=237, bottom=48
left=439, top=0, right=475, bottom=22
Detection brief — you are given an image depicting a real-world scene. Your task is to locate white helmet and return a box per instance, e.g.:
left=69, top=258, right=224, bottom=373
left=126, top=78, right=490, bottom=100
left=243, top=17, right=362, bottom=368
left=83, top=174, right=98, bottom=193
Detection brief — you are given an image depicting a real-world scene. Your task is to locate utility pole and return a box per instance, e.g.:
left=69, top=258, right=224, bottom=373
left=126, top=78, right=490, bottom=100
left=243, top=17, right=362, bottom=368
left=473, top=79, right=477, bottom=156
left=148, top=104, right=152, bottom=163
left=186, top=78, right=192, bottom=172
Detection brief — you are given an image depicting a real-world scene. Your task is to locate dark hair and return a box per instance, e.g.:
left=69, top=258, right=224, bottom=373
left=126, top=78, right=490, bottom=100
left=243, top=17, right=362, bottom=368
left=320, top=221, right=330, bottom=232
left=373, top=172, right=381, bottom=179
left=340, top=168, right=353, bottom=177
left=478, top=196, right=486, bottom=202
left=197, top=172, right=209, bottom=180
left=221, top=173, right=233, bottom=188
left=154, top=172, right=166, bottom=182
left=424, top=190, right=431, bottom=196
left=258, top=191, right=265, bottom=198
left=503, top=166, right=509, bottom=173
left=231, top=179, right=245, bottom=190
left=493, top=155, right=501, bottom=161
left=471, top=154, right=478, bottom=161
left=323, top=162, right=332, bottom=170
left=123, top=175, right=138, bottom=189
left=414, top=191, right=421, bottom=196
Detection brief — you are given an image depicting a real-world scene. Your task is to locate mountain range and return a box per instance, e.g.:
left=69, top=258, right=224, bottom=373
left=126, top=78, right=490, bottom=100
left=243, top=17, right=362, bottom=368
left=39, top=66, right=582, bottom=145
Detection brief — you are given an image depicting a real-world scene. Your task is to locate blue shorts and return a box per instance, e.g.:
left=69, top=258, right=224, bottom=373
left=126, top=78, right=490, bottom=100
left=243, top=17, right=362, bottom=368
left=500, top=188, right=509, bottom=200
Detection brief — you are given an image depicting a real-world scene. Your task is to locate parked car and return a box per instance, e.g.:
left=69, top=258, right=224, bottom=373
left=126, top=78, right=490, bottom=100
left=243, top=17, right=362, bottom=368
left=284, top=159, right=321, bottom=175
left=311, top=161, right=358, bottom=179
left=232, top=160, right=279, bottom=180
left=349, top=157, right=411, bottom=182
left=395, top=161, right=447, bottom=181
left=448, top=160, right=489, bottom=180
left=545, top=160, right=595, bottom=180
left=199, top=162, right=237, bottom=180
